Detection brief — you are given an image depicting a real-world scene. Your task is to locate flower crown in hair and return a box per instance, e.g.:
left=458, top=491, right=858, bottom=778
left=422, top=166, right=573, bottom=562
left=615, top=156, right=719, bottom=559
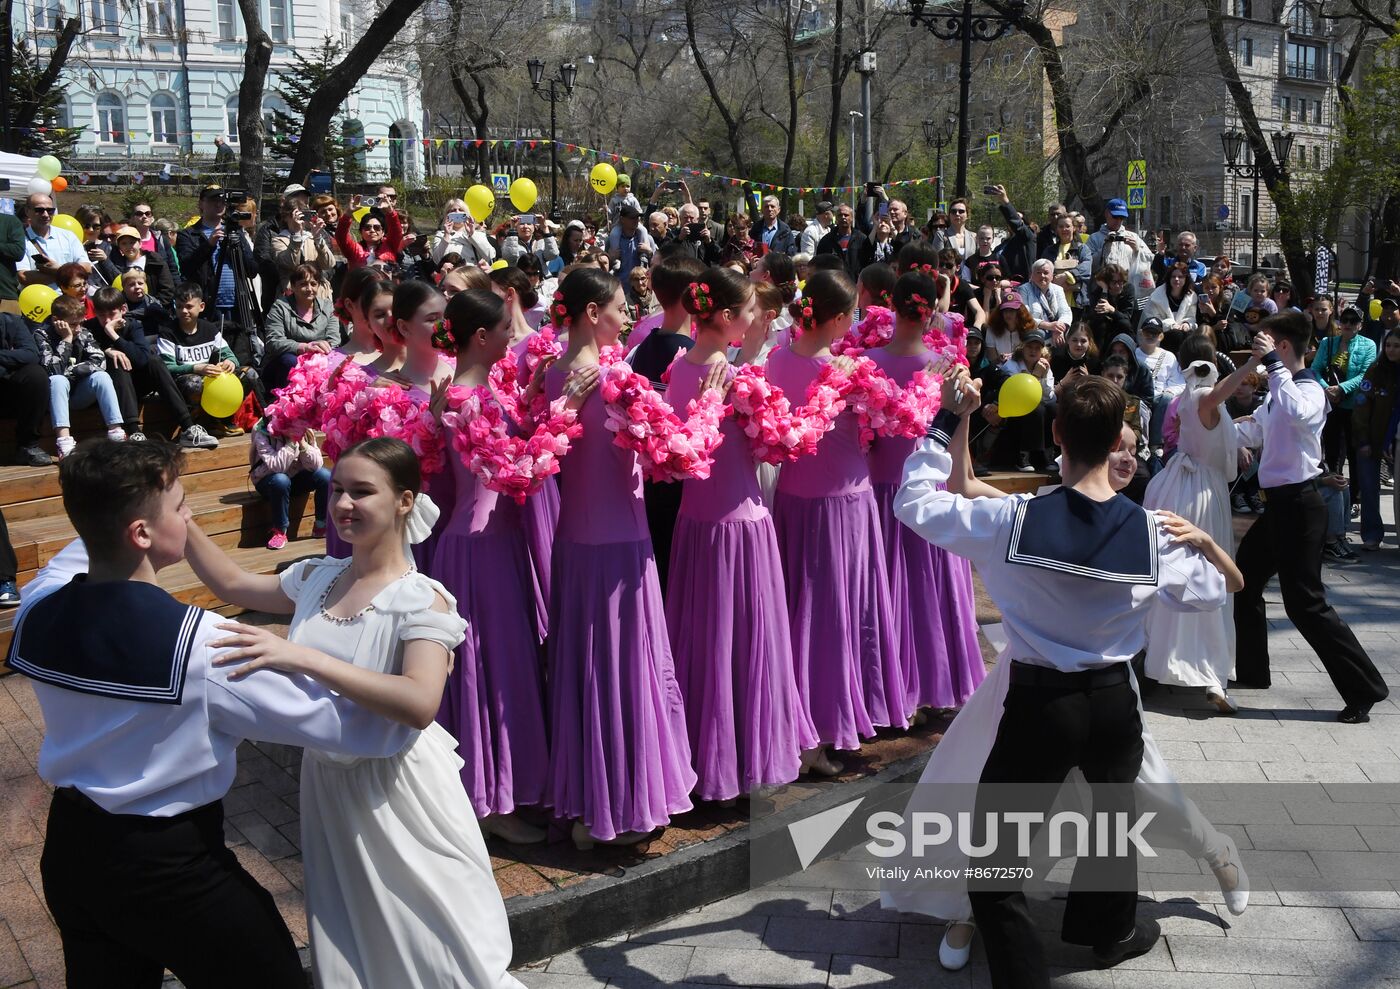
left=550, top=290, right=570, bottom=328
left=879, top=289, right=893, bottom=307
left=432, top=317, right=456, bottom=351
left=794, top=300, right=817, bottom=336
left=908, top=292, right=934, bottom=320
left=688, top=281, right=715, bottom=316
left=918, top=263, right=936, bottom=276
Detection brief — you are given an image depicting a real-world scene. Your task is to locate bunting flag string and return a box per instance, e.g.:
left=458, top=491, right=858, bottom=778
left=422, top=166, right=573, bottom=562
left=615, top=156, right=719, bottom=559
left=13, top=127, right=951, bottom=195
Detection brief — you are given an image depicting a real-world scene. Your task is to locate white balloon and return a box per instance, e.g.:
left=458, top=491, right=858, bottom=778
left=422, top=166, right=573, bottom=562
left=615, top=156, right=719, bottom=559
left=27, top=176, right=53, bottom=196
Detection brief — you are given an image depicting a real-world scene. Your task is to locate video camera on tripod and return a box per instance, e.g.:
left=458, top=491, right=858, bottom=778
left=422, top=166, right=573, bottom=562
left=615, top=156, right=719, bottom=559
left=219, top=188, right=254, bottom=223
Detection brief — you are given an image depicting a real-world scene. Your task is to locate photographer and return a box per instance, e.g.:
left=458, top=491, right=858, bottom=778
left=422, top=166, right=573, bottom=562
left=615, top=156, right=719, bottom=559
left=672, top=203, right=721, bottom=264
left=1088, top=199, right=1154, bottom=299
left=605, top=205, right=656, bottom=299
left=500, top=214, right=559, bottom=267
left=175, top=186, right=258, bottom=328
left=333, top=191, right=404, bottom=270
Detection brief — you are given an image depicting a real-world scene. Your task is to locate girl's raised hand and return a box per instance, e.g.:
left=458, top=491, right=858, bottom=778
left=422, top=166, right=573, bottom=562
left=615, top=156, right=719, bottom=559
left=428, top=376, right=452, bottom=419
left=562, top=365, right=600, bottom=410
left=702, top=358, right=733, bottom=400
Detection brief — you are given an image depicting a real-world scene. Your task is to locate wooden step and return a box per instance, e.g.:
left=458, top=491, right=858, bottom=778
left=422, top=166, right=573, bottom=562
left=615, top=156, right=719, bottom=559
left=0, top=538, right=327, bottom=658
left=982, top=470, right=1054, bottom=495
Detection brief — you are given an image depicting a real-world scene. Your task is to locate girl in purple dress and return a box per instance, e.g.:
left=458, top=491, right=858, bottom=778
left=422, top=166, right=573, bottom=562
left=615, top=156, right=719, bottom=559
left=865, top=272, right=985, bottom=716
left=376, top=281, right=454, bottom=575
left=433, top=289, right=597, bottom=845
left=491, top=266, right=560, bottom=641
left=544, top=268, right=724, bottom=848
left=766, top=270, right=906, bottom=774
left=664, top=269, right=818, bottom=801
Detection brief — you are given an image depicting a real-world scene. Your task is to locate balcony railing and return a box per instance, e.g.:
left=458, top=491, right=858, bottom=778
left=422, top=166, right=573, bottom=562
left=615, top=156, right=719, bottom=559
left=1283, top=61, right=1328, bottom=81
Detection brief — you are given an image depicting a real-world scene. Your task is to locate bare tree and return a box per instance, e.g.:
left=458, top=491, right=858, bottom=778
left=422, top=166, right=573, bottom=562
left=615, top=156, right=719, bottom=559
left=1, top=0, right=82, bottom=154
left=234, top=0, right=274, bottom=195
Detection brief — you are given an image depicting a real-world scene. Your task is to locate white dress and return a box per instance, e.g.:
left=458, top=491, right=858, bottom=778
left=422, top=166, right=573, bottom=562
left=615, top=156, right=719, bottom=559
left=280, top=557, right=524, bottom=989
left=1143, top=372, right=1237, bottom=690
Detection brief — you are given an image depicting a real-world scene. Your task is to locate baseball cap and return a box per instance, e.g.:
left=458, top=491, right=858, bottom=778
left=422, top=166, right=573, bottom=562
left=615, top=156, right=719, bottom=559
left=616, top=174, right=631, bottom=187
left=1139, top=316, right=1166, bottom=334
left=816, top=201, right=835, bottom=214
left=999, top=296, right=1023, bottom=311
left=1381, top=298, right=1400, bottom=310
left=282, top=183, right=308, bottom=197
left=565, top=219, right=586, bottom=232
left=199, top=184, right=223, bottom=200
left=113, top=225, right=141, bottom=242
left=1339, top=307, right=1363, bottom=323
left=618, top=204, right=641, bottom=220
left=1106, top=198, right=1129, bottom=218
left=1023, top=329, right=1048, bottom=344
left=965, top=326, right=986, bottom=342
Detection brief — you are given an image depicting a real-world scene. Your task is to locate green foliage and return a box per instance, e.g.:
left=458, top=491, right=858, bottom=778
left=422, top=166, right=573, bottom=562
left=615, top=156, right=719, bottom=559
left=6, top=42, right=82, bottom=158
left=266, top=37, right=365, bottom=184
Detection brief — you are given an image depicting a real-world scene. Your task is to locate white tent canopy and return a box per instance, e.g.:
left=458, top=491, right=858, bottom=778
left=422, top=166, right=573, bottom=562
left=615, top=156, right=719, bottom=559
left=0, top=151, right=41, bottom=191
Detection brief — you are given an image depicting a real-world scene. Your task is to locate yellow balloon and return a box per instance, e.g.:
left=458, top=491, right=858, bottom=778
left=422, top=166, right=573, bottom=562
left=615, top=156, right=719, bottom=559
left=589, top=162, right=618, bottom=196
left=200, top=373, right=244, bottom=419
left=17, top=284, right=58, bottom=323
left=352, top=206, right=371, bottom=223
left=465, top=184, right=496, bottom=223
left=52, top=214, right=84, bottom=240
left=112, top=274, right=123, bottom=292
left=490, top=259, right=509, bottom=271
left=1371, top=299, right=1384, bottom=321
left=997, top=372, right=1044, bottom=419
left=509, top=177, right=538, bottom=213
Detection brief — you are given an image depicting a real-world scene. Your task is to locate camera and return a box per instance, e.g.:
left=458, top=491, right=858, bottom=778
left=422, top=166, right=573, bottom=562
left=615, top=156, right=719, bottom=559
left=982, top=185, right=1000, bottom=195
left=223, top=188, right=253, bottom=222
left=1104, top=232, right=1126, bottom=244
left=299, top=210, right=317, bottom=223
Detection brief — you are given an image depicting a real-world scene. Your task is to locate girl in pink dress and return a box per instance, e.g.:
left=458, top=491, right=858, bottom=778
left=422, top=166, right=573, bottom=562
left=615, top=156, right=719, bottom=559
left=491, top=266, right=560, bottom=642
left=543, top=268, right=723, bottom=848
left=664, top=269, right=818, bottom=801
left=325, top=277, right=400, bottom=560
left=865, top=272, right=985, bottom=716
left=433, top=288, right=597, bottom=845
left=766, top=270, right=906, bottom=773
left=376, top=281, right=454, bottom=575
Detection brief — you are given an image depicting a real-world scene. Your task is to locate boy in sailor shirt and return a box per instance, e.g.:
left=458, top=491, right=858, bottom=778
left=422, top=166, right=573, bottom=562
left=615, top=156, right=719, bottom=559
left=895, top=373, right=1241, bottom=989
left=6, top=440, right=410, bottom=988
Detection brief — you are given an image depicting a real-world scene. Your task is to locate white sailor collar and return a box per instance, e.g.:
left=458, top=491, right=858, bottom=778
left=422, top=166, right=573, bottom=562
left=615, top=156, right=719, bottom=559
left=1006, top=487, right=1158, bottom=585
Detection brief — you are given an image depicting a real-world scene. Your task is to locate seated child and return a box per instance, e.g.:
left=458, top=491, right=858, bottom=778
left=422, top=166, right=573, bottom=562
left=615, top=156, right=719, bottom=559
left=38, top=295, right=124, bottom=458
left=249, top=417, right=329, bottom=550
left=154, top=284, right=260, bottom=438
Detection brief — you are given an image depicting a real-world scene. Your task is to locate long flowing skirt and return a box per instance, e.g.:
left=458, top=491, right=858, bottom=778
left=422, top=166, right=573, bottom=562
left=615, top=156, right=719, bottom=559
left=545, top=536, right=697, bottom=840
left=873, top=482, right=986, bottom=711
left=301, top=725, right=524, bottom=989
left=1143, top=454, right=1236, bottom=689
left=433, top=526, right=549, bottom=818
left=521, top=479, right=558, bottom=642
left=666, top=514, right=819, bottom=800
left=773, top=488, right=905, bottom=750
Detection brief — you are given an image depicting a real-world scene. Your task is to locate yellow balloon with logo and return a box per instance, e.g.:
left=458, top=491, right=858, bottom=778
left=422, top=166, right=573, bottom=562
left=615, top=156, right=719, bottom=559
left=52, top=214, right=84, bottom=240
left=18, top=284, right=58, bottom=323
left=509, top=177, right=538, bottom=213
left=112, top=274, right=123, bottom=292
left=589, top=162, right=617, bottom=196
left=465, top=184, right=496, bottom=223
left=1371, top=299, right=1384, bottom=321
left=997, top=372, right=1044, bottom=418
left=200, top=373, right=244, bottom=419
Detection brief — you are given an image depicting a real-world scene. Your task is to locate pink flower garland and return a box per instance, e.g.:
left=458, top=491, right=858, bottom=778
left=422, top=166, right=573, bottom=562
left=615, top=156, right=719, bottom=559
left=727, top=365, right=846, bottom=464
left=598, top=363, right=725, bottom=482
left=524, top=327, right=562, bottom=376
left=364, top=387, right=447, bottom=477
left=441, top=385, right=582, bottom=505
left=832, top=306, right=894, bottom=357
left=265, top=351, right=333, bottom=440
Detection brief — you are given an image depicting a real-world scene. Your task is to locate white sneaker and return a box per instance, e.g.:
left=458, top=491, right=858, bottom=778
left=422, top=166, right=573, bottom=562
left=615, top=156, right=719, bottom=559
left=55, top=436, right=77, bottom=459
left=939, top=921, right=975, bottom=971
left=106, top=426, right=127, bottom=442
left=178, top=423, right=220, bottom=450
left=1208, top=835, right=1249, bottom=916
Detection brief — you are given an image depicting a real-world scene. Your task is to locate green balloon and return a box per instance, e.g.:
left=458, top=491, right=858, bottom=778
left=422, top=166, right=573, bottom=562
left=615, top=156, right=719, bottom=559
left=36, top=155, right=62, bottom=181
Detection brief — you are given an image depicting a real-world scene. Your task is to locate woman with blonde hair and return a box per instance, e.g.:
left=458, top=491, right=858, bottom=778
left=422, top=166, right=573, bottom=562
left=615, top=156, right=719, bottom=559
left=430, top=199, right=495, bottom=267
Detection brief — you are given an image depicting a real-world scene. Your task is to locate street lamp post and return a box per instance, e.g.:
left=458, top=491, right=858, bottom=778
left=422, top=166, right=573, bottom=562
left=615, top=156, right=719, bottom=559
left=922, top=113, right=957, bottom=209
left=527, top=58, right=578, bottom=222
left=848, top=110, right=863, bottom=213
left=1221, top=128, right=1294, bottom=274
left=907, top=0, right=1023, bottom=200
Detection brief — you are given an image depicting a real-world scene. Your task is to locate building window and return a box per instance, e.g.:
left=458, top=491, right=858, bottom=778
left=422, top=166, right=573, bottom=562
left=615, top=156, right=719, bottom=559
left=268, top=0, right=289, bottom=41
left=217, top=0, right=237, bottom=39
left=1278, top=95, right=1290, bottom=120
left=1313, top=99, right=1323, bottom=124
left=1286, top=41, right=1323, bottom=80
left=225, top=94, right=240, bottom=142
left=1024, top=108, right=1037, bottom=129
left=1232, top=0, right=1252, bottom=17
left=1158, top=196, right=1171, bottom=227
left=57, top=99, right=71, bottom=130
left=35, top=0, right=63, bottom=30
left=150, top=93, right=178, bottom=144
left=1241, top=192, right=1253, bottom=230
left=1288, top=1, right=1316, bottom=34
left=1296, top=97, right=1307, bottom=122
left=96, top=92, right=126, bottom=143
left=981, top=57, right=991, bottom=71
left=1298, top=143, right=1307, bottom=166
left=145, top=0, right=173, bottom=33
left=944, top=63, right=956, bottom=82
left=339, top=10, right=352, bottom=45
left=1001, top=53, right=1012, bottom=67
left=1190, top=194, right=1204, bottom=227
left=1313, top=145, right=1321, bottom=168
left=1238, top=37, right=1253, bottom=66
left=89, top=0, right=118, bottom=31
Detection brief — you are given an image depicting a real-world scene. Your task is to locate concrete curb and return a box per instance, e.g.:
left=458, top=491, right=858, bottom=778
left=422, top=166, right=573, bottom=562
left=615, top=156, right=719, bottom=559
left=507, top=748, right=934, bottom=965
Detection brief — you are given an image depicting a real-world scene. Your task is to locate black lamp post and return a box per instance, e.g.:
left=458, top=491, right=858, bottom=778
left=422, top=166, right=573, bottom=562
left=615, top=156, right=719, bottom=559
left=907, top=0, right=1023, bottom=200
left=1221, top=127, right=1294, bottom=273
left=922, top=112, right=957, bottom=208
left=527, top=58, right=578, bottom=222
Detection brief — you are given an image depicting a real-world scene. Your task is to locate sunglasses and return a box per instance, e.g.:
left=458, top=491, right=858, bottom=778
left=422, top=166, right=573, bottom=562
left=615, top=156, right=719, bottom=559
left=30, top=206, right=56, bottom=214
left=361, top=224, right=383, bottom=231
left=133, top=210, right=153, bottom=217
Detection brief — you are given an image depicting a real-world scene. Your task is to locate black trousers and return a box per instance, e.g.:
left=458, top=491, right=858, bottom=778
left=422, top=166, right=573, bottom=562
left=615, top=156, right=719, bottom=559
left=109, top=360, right=194, bottom=433
left=1234, top=480, right=1389, bottom=707
left=969, top=663, right=1144, bottom=989
left=41, top=789, right=304, bottom=989
left=644, top=478, right=683, bottom=597
left=0, top=362, right=51, bottom=448
left=1321, top=408, right=1359, bottom=502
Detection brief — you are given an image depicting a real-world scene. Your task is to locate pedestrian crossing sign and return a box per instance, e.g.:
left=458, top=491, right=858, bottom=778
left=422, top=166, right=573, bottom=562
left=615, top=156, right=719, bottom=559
left=1126, top=186, right=1147, bottom=209
left=986, top=133, right=1001, bottom=155
left=1126, top=159, right=1147, bottom=184
left=491, top=172, right=510, bottom=195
